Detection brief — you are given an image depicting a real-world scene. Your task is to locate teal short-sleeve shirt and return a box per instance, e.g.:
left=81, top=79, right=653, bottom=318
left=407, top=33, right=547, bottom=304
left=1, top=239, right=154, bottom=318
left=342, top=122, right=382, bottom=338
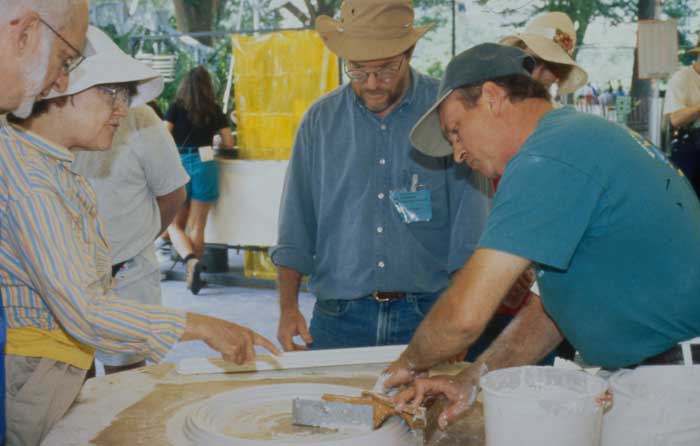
left=478, top=107, right=700, bottom=368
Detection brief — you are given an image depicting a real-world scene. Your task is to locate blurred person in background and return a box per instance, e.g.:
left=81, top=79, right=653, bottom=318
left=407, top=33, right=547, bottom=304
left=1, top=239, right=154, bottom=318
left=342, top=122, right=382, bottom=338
left=165, top=66, right=234, bottom=295
left=475, top=11, right=590, bottom=363
left=664, top=38, right=700, bottom=198
left=501, top=11, right=587, bottom=101
left=72, top=57, right=189, bottom=374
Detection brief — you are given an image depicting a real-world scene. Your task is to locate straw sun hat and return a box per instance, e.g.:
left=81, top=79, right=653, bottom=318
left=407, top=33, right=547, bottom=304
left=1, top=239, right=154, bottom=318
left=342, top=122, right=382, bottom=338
left=316, top=0, right=433, bottom=62
left=47, top=26, right=163, bottom=106
left=500, top=12, right=588, bottom=94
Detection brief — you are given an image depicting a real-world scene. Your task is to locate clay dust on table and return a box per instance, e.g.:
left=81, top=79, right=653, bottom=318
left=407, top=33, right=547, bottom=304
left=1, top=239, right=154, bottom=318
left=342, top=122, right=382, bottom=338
left=90, top=375, right=484, bottom=446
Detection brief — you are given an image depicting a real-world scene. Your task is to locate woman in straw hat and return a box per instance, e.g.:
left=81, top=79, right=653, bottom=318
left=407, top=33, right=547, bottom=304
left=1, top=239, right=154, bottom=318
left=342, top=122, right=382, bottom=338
left=496, top=12, right=589, bottom=363
left=3, top=26, right=278, bottom=445
left=500, top=11, right=588, bottom=97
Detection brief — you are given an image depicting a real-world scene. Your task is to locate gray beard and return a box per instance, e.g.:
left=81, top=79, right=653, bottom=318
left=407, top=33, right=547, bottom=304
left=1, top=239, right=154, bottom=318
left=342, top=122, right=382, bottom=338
left=13, top=34, right=53, bottom=118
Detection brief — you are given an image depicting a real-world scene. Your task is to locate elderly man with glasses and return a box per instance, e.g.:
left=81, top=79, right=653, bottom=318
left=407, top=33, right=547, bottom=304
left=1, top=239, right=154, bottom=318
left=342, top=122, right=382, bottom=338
left=0, top=0, right=88, bottom=117
left=0, top=1, right=88, bottom=442
left=271, top=0, right=491, bottom=352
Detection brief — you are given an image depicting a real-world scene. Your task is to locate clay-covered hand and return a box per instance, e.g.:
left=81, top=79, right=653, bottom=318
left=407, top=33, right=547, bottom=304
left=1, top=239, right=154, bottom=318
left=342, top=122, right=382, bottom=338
left=392, top=364, right=487, bottom=430
left=182, top=313, right=281, bottom=364
left=382, top=355, right=423, bottom=391
left=277, top=307, right=313, bottom=351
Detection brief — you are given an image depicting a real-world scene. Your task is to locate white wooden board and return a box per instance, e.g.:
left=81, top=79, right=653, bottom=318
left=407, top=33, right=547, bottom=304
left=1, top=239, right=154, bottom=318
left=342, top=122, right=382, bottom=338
left=176, top=345, right=407, bottom=375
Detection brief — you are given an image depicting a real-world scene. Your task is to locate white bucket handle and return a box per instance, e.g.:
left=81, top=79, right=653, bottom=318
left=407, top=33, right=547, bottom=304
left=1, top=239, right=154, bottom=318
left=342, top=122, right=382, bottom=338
left=681, top=337, right=700, bottom=366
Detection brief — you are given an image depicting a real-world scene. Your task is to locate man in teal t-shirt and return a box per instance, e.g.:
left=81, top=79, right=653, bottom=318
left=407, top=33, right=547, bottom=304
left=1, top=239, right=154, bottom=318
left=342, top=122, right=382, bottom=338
left=383, top=43, right=700, bottom=429
left=480, top=106, right=700, bottom=367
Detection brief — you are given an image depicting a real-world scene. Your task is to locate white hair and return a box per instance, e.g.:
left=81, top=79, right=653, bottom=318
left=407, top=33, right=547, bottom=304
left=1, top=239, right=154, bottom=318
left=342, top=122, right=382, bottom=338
left=0, top=0, right=84, bottom=29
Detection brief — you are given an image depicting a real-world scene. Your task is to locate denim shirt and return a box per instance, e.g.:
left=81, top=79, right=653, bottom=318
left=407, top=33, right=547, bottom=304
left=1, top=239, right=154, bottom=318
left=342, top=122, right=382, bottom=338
left=271, top=69, right=490, bottom=300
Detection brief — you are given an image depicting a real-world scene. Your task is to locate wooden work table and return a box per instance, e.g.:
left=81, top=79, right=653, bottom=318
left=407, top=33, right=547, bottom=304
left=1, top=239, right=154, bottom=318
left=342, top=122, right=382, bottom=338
left=42, top=362, right=484, bottom=446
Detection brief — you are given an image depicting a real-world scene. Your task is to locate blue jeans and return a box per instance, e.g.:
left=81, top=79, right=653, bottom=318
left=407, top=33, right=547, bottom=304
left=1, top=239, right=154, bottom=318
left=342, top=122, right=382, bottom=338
left=309, top=294, right=555, bottom=365
left=179, top=152, right=219, bottom=202
left=309, top=293, right=440, bottom=349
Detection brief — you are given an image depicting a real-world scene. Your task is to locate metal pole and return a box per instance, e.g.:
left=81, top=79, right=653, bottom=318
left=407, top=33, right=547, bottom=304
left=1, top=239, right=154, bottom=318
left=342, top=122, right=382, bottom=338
left=649, top=0, right=662, bottom=146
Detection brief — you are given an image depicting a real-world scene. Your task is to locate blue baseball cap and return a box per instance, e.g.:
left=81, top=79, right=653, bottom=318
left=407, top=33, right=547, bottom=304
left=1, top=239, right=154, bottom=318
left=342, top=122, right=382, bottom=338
left=410, top=43, right=536, bottom=157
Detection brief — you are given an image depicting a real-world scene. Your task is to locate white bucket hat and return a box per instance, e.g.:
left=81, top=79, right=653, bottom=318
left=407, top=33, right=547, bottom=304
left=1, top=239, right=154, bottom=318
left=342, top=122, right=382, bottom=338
left=500, top=12, right=587, bottom=94
left=47, top=26, right=163, bottom=106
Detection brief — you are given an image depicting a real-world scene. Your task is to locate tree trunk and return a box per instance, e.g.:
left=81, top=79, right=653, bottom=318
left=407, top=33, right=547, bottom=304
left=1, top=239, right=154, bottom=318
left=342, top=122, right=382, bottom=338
left=173, top=0, right=219, bottom=46
left=629, top=0, right=655, bottom=98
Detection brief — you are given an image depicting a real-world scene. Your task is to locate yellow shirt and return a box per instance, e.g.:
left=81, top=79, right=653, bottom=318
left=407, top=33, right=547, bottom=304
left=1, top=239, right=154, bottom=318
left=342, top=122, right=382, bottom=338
left=6, top=327, right=94, bottom=370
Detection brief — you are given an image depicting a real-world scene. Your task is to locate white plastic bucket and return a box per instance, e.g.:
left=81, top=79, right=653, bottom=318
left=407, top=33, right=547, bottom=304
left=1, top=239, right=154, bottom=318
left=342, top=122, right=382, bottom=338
left=602, top=366, right=700, bottom=446
left=480, top=366, right=608, bottom=446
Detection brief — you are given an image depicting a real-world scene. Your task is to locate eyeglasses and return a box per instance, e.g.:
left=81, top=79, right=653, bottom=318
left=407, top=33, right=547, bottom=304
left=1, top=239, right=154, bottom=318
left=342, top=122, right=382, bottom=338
left=345, top=56, right=405, bottom=84
left=97, top=85, right=132, bottom=109
left=38, top=17, right=85, bottom=74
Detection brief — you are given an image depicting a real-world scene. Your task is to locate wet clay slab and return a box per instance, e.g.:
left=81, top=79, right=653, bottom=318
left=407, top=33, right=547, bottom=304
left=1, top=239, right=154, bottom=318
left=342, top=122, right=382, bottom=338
left=90, top=375, right=484, bottom=446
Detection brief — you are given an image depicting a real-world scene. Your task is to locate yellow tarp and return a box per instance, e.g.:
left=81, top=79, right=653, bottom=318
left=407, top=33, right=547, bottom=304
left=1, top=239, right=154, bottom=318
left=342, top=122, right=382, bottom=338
left=232, top=30, right=339, bottom=160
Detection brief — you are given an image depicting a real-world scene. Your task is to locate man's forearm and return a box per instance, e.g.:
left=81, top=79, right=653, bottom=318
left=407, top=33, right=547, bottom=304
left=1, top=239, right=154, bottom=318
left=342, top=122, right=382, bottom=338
left=401, top=249, right=530, bottom=371
left=669, top=105, right=700, bottom=129
left=277, top=265, right=302, bottom=311
left=472, top=293, right=563, bottom=372
left=156, top=187, right=186, bottom=234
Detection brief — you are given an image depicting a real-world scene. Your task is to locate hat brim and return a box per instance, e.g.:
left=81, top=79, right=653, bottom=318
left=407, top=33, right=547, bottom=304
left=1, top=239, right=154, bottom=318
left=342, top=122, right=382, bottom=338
left=410, top=89, right=453, bottom=158
left=500, top=34, right=588, bottom=94
left=316, top=16, right=433, bottom=61
left=47, top=54, right=164, bottom=106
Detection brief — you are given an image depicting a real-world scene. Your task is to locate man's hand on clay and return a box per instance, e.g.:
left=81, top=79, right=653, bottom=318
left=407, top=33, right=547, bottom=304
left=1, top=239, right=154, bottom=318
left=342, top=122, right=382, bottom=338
left=382, top=355, right=422, bottom=391
left=392, top=365, right=485, bottom=430
left=183, top=313, right=281, bottom=364
left=277, top=308, right=313, bottom=351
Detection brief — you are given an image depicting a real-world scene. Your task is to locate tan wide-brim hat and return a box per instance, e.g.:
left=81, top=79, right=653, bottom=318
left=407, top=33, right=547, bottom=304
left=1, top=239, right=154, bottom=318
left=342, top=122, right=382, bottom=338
left=500, top=11, right=587, bottom=94
left=47, top=26, right=163, bottom=106
left=316, top=0, right=433, bottom=61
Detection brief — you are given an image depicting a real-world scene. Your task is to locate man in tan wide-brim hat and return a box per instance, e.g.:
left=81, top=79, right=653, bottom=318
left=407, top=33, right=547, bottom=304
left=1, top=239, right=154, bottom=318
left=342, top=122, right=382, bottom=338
left=663, top=33, right=700, bottom=197
left=271, top=0, right=492, bottom=353
left=500, top=11, right=587, bottom=95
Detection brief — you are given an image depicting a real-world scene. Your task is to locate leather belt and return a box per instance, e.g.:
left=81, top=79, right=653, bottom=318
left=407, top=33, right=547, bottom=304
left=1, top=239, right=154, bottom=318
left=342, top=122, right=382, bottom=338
left=638, top=344, right=700, bottom=367
left=177, top=146, right=199, bottom=154
left=372, top=291, right=406, bottom=302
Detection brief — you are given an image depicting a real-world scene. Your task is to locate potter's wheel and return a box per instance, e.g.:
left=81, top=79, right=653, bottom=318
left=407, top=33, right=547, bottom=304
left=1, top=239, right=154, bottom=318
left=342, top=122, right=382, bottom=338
left=167, top=383, right=413, bottom=445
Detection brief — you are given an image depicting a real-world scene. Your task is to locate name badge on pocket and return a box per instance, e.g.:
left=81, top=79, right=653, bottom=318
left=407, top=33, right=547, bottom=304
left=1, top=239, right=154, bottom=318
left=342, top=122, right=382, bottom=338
left=199, top=146, right=215, bottom=162
left=390, top=189, right=432, bottom=223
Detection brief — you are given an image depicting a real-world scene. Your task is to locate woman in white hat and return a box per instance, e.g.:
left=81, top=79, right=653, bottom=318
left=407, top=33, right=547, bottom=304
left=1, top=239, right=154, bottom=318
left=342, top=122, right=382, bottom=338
left=500, top=11, right=588, bottom=96
left=4, top=26, right=278, bottom=445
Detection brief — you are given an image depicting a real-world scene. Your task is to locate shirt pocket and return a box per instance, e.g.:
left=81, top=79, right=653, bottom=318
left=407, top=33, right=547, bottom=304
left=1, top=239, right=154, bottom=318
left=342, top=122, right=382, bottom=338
left=403, top=164, right=449, bottom=229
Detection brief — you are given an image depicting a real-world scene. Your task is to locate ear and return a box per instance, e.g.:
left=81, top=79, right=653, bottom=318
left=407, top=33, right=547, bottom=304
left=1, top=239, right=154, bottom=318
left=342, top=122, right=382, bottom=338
left=481, top=81, right=508, bottom=116
left=12, top=12, right=42, bottom=55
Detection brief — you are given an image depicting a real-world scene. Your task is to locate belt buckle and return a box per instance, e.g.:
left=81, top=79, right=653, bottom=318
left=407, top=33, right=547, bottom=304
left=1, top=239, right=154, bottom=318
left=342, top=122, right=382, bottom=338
left=372, top=291, right=390, bottom=303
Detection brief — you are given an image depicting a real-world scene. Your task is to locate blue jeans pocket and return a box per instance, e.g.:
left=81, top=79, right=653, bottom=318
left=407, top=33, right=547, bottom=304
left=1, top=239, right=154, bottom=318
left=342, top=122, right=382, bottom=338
left=314, top=299, right=352, bottom=317
left=410, top=294, right=439, bottom=318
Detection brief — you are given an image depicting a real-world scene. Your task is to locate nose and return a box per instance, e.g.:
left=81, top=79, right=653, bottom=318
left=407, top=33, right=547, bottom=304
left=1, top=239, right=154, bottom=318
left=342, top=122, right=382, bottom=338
left=113, top=101, right=129, bottom=117
left=365, top=72, right=379, bottom=89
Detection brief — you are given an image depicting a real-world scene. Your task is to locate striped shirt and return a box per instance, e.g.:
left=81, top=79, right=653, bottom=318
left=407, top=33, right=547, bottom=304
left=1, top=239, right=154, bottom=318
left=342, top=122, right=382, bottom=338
left=0, top=119, right=186, bottom=362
